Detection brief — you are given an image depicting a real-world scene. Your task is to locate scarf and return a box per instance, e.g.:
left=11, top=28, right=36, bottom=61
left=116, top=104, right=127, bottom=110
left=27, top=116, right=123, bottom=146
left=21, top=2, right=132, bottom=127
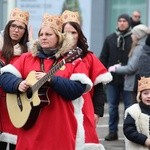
left=115, top=28, right=132, bottom=50
left=38, top=47, right=58, bottom=59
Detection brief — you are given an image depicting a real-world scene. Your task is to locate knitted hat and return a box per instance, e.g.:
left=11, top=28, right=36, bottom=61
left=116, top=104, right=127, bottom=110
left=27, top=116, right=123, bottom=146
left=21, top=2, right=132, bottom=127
left=145, top=34, right=150, bottom=46
left=137, top=77, right=150, bottom=102
left=132, top=24, right=150, bottom=39
left=118, top=13, right=131, bottom=26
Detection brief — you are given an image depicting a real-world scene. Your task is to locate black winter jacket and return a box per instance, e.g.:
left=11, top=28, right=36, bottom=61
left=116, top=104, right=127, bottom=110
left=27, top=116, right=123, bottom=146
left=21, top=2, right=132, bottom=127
left=100, top=32, right=132, bottom=86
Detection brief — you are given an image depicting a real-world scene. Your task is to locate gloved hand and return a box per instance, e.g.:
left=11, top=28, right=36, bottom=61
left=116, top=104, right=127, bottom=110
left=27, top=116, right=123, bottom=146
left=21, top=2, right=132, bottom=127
left=108, top=64, right=121, bottom=72
left=108, top=66, right=116, bottom=72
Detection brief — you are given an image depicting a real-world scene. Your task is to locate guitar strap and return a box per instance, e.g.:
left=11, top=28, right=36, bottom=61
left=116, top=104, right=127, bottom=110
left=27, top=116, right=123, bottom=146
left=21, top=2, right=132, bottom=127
left=39, top=58, right=59, bottom=96
left=40, top=58, right=58, bottom=72
left=40, top=58, right=45, bottom=72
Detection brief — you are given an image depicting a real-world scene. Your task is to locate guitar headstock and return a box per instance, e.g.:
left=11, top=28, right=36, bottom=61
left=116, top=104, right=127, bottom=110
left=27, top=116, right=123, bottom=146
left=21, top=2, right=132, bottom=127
left=65, top=47, right=83, bottom=63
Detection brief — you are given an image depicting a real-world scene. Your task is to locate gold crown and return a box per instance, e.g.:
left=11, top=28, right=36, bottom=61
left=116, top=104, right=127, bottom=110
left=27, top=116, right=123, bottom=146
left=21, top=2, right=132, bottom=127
left=10, top=8, right=29, bottom=25
left=138, top=77, right=150, bottom=92
left=41, top=13, right=62, bottom=32
left=61, top=10, right=80, bottom=25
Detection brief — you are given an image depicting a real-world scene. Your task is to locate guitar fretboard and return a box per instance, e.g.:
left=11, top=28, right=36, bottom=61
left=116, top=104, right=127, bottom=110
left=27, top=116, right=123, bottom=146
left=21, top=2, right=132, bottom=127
left=31, top=59, right=65, bottom=93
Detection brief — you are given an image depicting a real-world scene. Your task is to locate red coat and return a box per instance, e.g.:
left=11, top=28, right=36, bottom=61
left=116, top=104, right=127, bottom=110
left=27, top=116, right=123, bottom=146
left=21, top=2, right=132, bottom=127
left=82, top=52, right=112, bottom=143
left=7, top=52, right=93, bottom=150
left=0, top=52, right=21, bottom=144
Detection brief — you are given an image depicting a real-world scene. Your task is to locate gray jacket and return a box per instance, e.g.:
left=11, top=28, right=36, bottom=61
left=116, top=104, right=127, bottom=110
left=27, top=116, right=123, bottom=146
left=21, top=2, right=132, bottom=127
left=115, top=36, right=146, bottom=91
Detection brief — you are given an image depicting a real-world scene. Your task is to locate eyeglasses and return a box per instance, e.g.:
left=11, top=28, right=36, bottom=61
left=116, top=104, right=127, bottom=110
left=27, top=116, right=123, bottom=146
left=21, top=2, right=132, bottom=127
left=10, top=24, right=25, bottom=31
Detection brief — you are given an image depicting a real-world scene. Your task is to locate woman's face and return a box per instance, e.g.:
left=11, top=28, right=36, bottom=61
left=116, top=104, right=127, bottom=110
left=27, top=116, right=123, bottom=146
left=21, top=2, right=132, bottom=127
left=9, top=20, right=26, bottom=43
left=63, top=23, right=78, bottom=48
left=141, top=89, right=150, bottom=106
left=39, top=26, right=58, bottom=49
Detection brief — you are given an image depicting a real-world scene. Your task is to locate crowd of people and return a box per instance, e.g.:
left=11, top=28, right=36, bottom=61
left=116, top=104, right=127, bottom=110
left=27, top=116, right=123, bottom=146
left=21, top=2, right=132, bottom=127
left=0, top=7, right=112, bottom=150
left=0, top=7, right=150, bottom=150
left=99, top=9, right=150, bottom=150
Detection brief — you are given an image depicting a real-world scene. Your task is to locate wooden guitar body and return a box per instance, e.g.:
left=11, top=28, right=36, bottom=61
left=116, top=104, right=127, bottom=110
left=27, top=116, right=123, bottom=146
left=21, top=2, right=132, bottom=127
left=6, top=71, right=50, bottom=129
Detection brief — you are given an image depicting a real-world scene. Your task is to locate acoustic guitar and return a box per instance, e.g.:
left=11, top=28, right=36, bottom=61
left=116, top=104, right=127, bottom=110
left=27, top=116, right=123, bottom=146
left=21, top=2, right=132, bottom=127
left=6, top=48, right=82, bottom=129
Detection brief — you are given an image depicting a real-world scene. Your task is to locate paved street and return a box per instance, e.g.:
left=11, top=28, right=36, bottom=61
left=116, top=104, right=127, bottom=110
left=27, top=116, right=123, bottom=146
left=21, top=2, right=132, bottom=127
left=96, top=102, right=125, bottom=150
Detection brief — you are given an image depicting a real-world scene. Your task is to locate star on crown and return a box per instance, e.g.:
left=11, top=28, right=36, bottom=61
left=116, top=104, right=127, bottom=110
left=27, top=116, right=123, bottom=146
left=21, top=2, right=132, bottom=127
left=10, top=8, right=29, bottom=25
left=138, top=77, right=150, bottom=92
left=42, top=13, right=62, bottom=31
left=61, top=10, right=80, bottom=25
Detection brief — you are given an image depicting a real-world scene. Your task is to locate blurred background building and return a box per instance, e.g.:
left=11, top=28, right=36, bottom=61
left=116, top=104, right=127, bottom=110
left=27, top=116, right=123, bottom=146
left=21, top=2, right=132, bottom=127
left=0, top=0, right=149, bottom=57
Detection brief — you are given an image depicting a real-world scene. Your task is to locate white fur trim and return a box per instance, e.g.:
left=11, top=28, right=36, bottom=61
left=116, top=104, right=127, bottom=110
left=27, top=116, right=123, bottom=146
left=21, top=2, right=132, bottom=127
left=124, top=104, right=150, bottom=150
left=84, top=143, right=105, bottom=150
left=1, top=64, right=22, bottom=77
left=72, top=97, right=85, bottom=150
left=70, top=73, right=93, bottom=93
left=94, top=72, right=113, bottom=85
left=72, top=96, right=106, bottom=150
left=0, top=132, right=17, bottom=144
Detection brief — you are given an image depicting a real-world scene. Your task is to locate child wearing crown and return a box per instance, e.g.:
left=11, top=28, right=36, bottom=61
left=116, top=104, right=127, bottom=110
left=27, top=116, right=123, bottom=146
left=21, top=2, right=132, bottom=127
left=123, top=76, right=150, bottom=150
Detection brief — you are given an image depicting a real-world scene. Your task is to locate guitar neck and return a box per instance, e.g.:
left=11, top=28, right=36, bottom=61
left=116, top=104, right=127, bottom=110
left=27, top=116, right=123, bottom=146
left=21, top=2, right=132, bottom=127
left=30, top=48, right=82, bottom=93
left=32, top=59, right=65, bottom=93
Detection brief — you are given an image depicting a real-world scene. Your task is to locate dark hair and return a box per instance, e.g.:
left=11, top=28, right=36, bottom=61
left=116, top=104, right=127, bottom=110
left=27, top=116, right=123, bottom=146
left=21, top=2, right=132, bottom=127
left=62, top=22, right=88, bottom=58
left=1, top=20, right=29, bottom=64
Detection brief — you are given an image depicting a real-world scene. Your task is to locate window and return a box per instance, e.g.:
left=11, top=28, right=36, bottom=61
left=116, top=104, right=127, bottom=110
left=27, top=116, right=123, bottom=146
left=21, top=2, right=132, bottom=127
left=106, top=0, right=147, bottom=35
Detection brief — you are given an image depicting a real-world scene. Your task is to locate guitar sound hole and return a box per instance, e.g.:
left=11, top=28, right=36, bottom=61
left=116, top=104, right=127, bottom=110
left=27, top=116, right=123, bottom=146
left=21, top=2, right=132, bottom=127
left=26, top=87, right=33, bottom=99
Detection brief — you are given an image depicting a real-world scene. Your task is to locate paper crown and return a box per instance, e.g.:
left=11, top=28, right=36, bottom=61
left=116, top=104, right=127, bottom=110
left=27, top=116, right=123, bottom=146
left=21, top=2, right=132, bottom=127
left=10, top=8, right=29, bottom=25
left=138, top=77, right=150, bottom=92
left=41, top=13, right=62, bottom=32
left=61, top=10, right=80, bottom=25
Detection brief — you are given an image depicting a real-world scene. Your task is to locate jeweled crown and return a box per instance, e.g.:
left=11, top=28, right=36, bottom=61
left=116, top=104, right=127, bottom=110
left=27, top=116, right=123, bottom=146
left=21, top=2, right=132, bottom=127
left=61, top=10, right=80, bottom=25
left=41, top=13, right=62, bottom=32
left=10, top=8, right=29, bottom=25
left=138, top=77, right=150, bottom=92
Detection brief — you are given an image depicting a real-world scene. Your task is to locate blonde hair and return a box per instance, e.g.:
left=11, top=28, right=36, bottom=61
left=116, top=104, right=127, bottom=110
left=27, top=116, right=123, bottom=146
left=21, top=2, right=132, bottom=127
left=31, top=27, right=74, bottom=58
left=55, top=31, right=75, bottom=59
left=128, top=34, right=138, bottom=57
